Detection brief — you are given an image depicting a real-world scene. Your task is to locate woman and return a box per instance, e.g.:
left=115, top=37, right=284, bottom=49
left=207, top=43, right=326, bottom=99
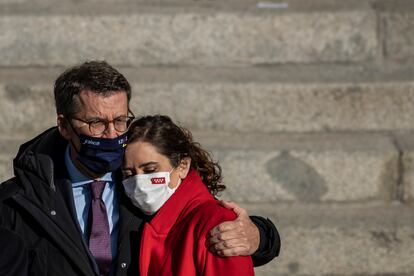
left=122, top=115, right=254, bottom=276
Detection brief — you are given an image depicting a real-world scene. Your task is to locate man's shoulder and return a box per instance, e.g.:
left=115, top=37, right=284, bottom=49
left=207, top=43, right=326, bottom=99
left=13, top=127, right=69, bottom=180
left=15, top=127, right=65, bottom=160
left=0, top=177, right=20, bottom=201
left=0, top=177, right=21, bottom=226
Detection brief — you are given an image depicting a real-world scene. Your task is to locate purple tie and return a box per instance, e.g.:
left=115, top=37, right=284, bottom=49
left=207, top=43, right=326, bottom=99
left=89, top=181, right=112, bottom=276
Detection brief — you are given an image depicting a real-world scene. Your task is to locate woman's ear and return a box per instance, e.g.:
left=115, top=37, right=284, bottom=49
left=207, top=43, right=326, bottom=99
left=178, top=157, right=191, bottom=179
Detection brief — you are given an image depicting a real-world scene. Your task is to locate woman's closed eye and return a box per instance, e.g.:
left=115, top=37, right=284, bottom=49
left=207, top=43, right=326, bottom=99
left=143, top=167, right=157, bottom=174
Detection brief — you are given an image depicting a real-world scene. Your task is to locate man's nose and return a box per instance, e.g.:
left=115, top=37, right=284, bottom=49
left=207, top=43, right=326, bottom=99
left=102, top=122, right=118, bottom=138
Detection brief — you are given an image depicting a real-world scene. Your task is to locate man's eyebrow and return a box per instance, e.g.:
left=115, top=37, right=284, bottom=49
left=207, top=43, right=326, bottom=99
left=84, top=114, right=129, bottom=121
left=82, top=116, right=105, bottom=121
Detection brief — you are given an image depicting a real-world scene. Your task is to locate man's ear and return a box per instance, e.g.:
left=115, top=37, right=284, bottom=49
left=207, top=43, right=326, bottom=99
left=57, top=115, right=72, bottom=140
left=178, top=157, right=191, bottom=179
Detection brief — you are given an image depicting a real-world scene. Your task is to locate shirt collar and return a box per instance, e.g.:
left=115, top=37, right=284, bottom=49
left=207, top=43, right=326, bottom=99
left=64, top=145, right=114, bottom=187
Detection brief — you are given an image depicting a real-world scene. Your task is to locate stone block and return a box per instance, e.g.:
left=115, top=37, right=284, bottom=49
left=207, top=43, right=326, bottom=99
left=249, top=203, right=414, bottom=276
left=394, top=132, right=414, bottom=202
left=0, top=0, right=25, bottom=3
left=2, top=69, right=414, bottom=137
left=403, top=152, right=414, bottom=202
left=197, top=132, right=398, bottom=203
left=130, top=80, right=414, bottom=133
left=0, top=84, right=55, bottom=137
left=0, top=10, right=376, bottom=66
left=384, top=12, right=414, bottom=61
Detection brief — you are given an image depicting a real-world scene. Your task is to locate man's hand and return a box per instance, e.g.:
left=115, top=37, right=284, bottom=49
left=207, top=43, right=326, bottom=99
left=207, top=200, right=260, bottom=257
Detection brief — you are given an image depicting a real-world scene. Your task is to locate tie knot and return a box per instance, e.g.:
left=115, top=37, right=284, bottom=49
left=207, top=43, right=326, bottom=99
left=91, top=181, right=106, bottom=199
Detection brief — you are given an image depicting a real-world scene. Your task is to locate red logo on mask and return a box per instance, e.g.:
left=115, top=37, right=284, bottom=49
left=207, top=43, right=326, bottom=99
left=151, top=177, right=166, bottom=184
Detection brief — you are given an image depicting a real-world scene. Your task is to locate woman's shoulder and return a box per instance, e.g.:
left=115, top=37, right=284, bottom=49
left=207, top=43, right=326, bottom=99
left=186, top=199, right=237, bottom=234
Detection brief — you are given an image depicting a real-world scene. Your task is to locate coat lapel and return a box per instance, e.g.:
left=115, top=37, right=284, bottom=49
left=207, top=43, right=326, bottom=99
left=13, top=193, right=95, bottom=276
left=116, top=183, right=145, bottom=276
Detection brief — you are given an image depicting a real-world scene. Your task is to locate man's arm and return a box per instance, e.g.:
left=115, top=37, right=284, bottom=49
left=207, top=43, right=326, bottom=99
left=249, top=215, right=281, bottom=266
left=208, top=201, right=281, bottom=267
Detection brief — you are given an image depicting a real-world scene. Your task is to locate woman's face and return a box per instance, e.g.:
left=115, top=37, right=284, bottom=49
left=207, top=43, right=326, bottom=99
left=123, top=141, right=181, bottom=188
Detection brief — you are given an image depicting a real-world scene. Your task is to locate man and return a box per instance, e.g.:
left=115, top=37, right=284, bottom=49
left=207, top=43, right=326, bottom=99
left=0, top=227, right=28, bottom=276
left=0, top=61, right=280, bottom=275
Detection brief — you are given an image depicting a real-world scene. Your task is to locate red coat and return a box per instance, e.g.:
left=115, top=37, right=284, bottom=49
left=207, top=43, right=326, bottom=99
left=139, top=170, right=254, bottom=276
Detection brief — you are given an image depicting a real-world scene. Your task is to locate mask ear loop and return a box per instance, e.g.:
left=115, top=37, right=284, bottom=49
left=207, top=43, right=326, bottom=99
left=65, top=117, right=83, bottom=157
left=64, top=117, right=98, bottom=178
left=168, top=167, right=182, bottom=191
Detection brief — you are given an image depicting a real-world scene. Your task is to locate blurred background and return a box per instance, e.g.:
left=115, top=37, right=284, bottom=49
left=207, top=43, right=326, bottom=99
left=1, top=0, right=414, bottom=275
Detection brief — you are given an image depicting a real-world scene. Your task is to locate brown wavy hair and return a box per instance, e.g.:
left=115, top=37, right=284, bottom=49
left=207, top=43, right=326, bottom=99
left=127, top=115, right=225, bottom=196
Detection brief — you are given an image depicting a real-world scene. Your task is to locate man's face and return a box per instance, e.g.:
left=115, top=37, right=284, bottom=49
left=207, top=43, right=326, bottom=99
left=58, top=90, right=129, bottom=176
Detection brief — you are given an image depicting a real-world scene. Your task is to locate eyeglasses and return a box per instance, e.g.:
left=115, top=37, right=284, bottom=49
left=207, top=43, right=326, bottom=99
left=71, top=112, right=135, bottom=135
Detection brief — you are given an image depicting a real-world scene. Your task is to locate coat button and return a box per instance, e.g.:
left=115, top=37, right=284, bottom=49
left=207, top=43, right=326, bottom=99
left=50, top=210, right=57, bottom=216
left=121, top=263, right=127, bottom=269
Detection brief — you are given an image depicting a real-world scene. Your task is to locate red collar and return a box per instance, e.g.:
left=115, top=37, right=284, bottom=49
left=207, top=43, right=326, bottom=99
left=148, top=170, right=214, bottom=234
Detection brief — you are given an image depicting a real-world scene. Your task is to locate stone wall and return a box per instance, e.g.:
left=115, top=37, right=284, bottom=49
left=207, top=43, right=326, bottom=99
left=0, top=0, right=414, bottom=275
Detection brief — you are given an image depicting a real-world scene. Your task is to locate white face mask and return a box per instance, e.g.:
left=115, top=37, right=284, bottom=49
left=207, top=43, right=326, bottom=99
left=122, top=170, right=180, bottom=215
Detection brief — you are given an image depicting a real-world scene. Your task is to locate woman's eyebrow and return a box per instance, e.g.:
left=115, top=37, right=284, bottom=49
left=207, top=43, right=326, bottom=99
left=138, top=162, right=158, bottom=168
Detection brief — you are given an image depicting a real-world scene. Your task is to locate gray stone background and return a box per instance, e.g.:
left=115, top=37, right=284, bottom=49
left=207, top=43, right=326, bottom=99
left=1, top=0, right=414, bottom=275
